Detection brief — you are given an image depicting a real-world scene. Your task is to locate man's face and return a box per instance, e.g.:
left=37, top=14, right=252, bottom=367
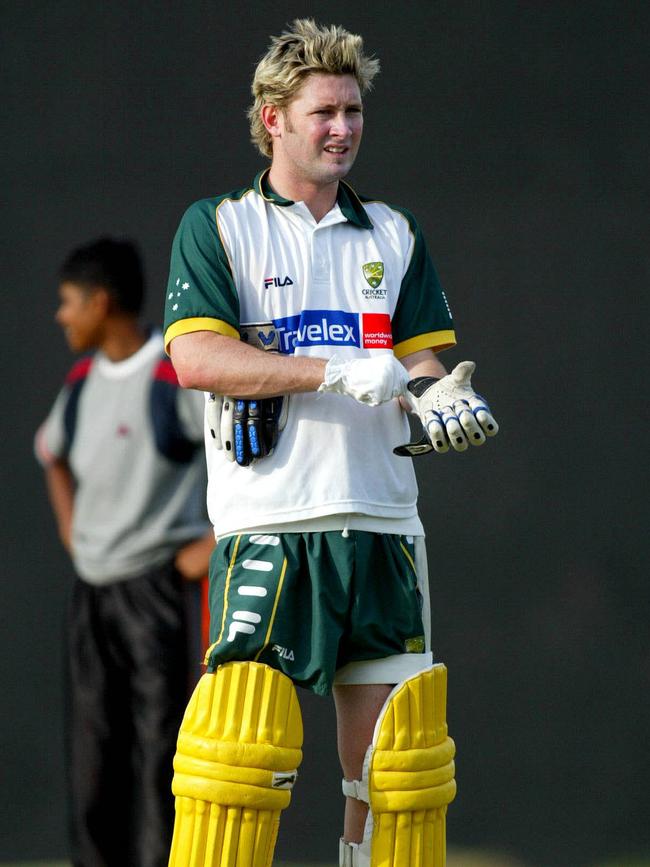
left=55, top=281, right=107, bottom=352
left=273, top=73, right=363, bottom=186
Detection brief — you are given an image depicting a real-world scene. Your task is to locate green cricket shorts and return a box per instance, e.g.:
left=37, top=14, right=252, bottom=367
left=205, top=530, right=432, bottom=695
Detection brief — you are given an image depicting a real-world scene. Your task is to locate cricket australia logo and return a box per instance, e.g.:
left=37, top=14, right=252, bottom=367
left=362, top=261, right=384, bottom=289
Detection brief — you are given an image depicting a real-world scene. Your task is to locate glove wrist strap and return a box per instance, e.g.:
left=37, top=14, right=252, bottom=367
left=406, top=376, right=440, bottom=398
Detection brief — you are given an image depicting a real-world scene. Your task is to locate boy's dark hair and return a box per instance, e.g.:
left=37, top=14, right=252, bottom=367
left=59, top=237, right=145, bottom=315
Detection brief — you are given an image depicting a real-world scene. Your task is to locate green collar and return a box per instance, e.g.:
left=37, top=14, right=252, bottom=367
left=254, top=168, right=293, bottom=206
left=253, top=168, right=373, bottom=229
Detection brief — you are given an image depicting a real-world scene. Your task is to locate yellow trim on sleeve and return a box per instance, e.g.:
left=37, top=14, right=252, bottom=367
left=393, top=329, right=456, bottom=359
left=164, top=317, right=240, bottom=354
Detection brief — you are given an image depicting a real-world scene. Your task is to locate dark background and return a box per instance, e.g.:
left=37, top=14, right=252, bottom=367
left=2, top=2, right=648, bottom=865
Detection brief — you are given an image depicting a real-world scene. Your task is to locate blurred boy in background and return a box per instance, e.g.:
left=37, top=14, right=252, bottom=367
left=35, top=237, right=213, bottom=867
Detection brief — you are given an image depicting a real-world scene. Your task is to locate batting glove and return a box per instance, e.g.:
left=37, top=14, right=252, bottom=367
left=207, top=394, right=289, bottom=466
left=318, top=353, right=410, bottom=406
left=395, top=360, right=499, bottom=456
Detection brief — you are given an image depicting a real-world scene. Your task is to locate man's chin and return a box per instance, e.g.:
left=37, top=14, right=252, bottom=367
left=318, top=161, right=353, bottom=184
left=66, top=336, right=90, bottom=353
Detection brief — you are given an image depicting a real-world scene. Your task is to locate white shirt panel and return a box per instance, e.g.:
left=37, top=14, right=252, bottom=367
left=205, top=193, right=422, bottom=537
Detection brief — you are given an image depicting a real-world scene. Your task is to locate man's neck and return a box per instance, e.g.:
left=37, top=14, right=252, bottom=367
left=267, top=166, right=339, bottom=223
left=99, top=318, right=148, bottom=362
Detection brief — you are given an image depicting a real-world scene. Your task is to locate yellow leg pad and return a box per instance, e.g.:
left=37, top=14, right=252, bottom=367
left=369, top=664, right=456, bottom=867
left=168, top=662, right=303, bottom=867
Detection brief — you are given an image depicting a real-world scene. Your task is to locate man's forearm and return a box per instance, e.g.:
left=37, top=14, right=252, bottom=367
left=44, top=459, right=75, bottom=552
left=175, top=530, right=215, bottom=581
left=401, top=348, right=448, bottom=380
left=170, top=331, right=327, bottom=398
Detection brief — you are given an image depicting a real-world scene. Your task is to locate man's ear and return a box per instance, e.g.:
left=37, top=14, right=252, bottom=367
left=89, top=286, right=112, bottom=317
left=261, top=103, right=282, bottom=140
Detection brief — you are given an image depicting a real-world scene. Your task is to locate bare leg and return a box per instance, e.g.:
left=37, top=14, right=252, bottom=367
left=333, top=682, right=393, bottom=843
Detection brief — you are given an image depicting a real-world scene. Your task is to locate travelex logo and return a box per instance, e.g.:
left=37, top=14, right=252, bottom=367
left=272, top=309, right=392, bottom=354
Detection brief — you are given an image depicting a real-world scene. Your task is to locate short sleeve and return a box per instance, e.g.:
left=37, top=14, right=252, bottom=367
left=34, top=388, right=69, bottom=466
left=164, top=199, right=241, bottom=352
left=390, top=208, right=456, bottom=358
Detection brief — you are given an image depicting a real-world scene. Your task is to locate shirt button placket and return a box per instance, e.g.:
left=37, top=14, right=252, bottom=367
left=311, top=226, right=329, bottom=285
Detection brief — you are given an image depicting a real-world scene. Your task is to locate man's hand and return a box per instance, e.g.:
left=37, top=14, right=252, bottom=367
left=395, top=360, right=499, bottom=456
left=207, top=393, right=289, bottom=466
left=318, top=353, right=410, bottom=406
left=174, top=532, right=215, bottom=580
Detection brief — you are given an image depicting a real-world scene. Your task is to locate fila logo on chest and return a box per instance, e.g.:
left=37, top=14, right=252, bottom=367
left=264, top=275, right=294, bottom=289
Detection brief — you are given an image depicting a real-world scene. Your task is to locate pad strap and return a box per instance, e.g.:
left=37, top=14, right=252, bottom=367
left=340, top=838, right=368, bottom=867
left=342, top=777, right=369, bottom=803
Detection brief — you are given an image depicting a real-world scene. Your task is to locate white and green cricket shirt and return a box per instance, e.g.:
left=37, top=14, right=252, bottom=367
left=164, top=170, right=456, bottom=537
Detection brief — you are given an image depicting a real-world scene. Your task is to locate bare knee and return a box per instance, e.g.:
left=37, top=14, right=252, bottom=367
left=333, top=683, right=392, bottom=775
left=333, top=683, right=393, bottom=843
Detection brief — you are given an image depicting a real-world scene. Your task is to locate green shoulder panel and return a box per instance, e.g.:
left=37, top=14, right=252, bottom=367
left=164, top=190, right=250, bottom=344
left=380, top=203, right=456, bottom=356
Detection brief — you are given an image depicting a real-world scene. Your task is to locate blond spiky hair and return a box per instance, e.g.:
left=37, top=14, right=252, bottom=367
left=248, top=18, right=380, bottom=158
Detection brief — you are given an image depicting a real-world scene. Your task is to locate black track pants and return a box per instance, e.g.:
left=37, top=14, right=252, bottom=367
left=66, top=562, right=189, bottom=867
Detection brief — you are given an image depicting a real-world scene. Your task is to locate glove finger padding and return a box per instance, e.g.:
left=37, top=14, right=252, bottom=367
left=440, top=405, right=468, bottom=452
left=233, top=399, right=252, bottom=464
left=395, top=361, right=498, bottom=457
left=424, top=411, right=449, bottom=454
left=261, top=395, right=288, bottom=455
left=454, top=399, right=486, bottom=446
left=207, top=393, right=236, bottom=461
left=468, top=395, right=499, bottom=437
left=209, top=394, right=289, bottom=466
left=240, top=398, right=279, bottom=463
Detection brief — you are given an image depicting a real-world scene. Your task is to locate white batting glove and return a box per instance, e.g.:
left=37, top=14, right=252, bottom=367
left=318, top=354, right=410, bottom=406
left=395, top=360, right=499, bottom=456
